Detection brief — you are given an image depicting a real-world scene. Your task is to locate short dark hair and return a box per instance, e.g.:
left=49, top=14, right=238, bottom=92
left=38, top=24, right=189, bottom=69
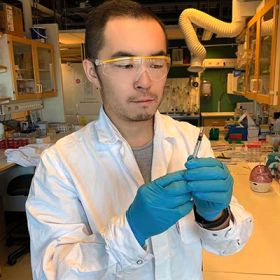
left=85, top=0, right=168, bottom=59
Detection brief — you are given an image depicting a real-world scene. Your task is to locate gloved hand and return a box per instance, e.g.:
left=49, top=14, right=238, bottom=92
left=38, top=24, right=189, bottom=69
left=184, top=157, right=233, bottom=221
left=126, top=170, right=193, bottom=246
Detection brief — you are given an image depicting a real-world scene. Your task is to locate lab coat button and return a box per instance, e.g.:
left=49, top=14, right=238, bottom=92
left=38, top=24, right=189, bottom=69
left=136, top=259, right=143, bottom=265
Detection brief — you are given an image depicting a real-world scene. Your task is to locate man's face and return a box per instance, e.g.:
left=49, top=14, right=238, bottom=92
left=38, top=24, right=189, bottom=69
left=95, top=17, right=168, bottom=123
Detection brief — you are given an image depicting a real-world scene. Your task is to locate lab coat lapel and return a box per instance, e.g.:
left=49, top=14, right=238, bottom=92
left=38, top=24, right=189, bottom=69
left=151, top=112, right=175, bottom=180
left=152, top=137, right=173, bottom=180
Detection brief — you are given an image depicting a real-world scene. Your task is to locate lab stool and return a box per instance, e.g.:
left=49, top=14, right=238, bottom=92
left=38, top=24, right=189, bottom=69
left=6, top=174, right=33, bottom=265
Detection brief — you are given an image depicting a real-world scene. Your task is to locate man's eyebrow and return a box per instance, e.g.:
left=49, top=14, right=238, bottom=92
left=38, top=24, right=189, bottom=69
left=111, top=51, right=134, bottom=58
left=110, top=50, right=167, bottom=58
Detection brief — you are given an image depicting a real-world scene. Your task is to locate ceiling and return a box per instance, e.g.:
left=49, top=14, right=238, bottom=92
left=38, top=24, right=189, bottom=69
left=34, top=0, right=233, bottom=29
left=3, top=0, right=235, bottom=43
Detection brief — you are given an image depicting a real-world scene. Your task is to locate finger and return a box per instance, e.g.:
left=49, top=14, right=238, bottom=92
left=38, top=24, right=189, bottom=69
left=193, top=192, right=230, bottom=203
left=163, top=180, right=192, bottom=195
left=187, top=155, right=193, bottom=161
left=185, top=167, right=229, bottom=181
left=155, top=170, right=186, bottom=188
left=163, top=193, right=193, bottom=208
left=172, top=201, right=194, bottom=219
left=185, top=157, right=223, bottom=169
left=187, top=179, right=232, bottom=192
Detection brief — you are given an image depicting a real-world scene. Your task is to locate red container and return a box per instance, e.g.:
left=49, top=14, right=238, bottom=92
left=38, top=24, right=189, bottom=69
left=0, top=139, right=7, bottom=149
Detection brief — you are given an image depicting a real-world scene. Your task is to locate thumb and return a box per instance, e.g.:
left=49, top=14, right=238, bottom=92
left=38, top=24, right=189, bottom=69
left=184, top=155, right=194, bottom=168
left=187, top=155, right=194, bottom=161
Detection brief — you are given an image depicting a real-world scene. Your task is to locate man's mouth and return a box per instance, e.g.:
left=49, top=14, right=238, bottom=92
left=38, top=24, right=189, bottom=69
left=133, top=98, right=155, bottom=103
left=129, top=95, right=157, bottom=104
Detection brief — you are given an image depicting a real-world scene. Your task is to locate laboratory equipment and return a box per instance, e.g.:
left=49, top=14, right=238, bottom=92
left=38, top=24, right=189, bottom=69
left=0, top=123, right=4, bottom=140
left=193, top=127, right=204, bottom=158
left=249, top=164, right=272, bottom=192
left=201, top=79, right=212, bottom=97
left=209, top=128, right=219, bottom=141
left=246, top=143, right=261, bottom=162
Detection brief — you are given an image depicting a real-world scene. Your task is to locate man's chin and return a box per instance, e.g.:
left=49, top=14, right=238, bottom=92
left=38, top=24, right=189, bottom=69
left=130, top=112, right=155, bottom=121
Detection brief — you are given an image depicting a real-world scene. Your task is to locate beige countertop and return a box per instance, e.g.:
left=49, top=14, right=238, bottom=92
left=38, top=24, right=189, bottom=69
left=201, top=112, right=235, bottom=117
left=0, top=149, right=15, bottom=172
left=204, top=271, right=280, bottom=280
left=203, top=162, right=280, bottom=278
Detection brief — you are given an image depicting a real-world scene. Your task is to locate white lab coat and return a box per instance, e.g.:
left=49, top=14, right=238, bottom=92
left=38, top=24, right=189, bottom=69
left=26, top=108, right=253, bottom=280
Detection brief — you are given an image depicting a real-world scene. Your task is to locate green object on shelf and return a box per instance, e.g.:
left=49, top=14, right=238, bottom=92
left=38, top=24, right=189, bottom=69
left=209, top=128, right=220, bottom=140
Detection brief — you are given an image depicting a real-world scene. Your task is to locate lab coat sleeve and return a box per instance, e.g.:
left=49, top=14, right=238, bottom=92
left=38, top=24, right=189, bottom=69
left=26, top=148, right=153, bottom=280
left=195, top=196, right=253, bottom=255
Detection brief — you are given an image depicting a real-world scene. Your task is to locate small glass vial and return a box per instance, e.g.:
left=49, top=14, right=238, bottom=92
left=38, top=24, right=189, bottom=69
left=246, top=143, right=261, bottom=162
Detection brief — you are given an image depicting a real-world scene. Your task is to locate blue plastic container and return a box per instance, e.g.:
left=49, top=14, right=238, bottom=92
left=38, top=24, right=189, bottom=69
left=225, top=125, right=248, bottom=141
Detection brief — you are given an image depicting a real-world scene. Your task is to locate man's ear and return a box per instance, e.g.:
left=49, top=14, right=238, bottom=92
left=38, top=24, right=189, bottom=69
left=82, top=59, right=101, bottom=89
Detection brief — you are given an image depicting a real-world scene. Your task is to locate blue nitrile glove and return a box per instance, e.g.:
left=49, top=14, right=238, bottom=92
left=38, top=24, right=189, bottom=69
left=184, top=157, right=233, bottom=221
left=126, top=170, right=193, bottom=246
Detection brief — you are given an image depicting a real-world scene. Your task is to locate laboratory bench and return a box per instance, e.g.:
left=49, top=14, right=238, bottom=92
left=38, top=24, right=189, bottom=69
left=204, top=272, right=280, bottom=280
left=203, top=161, right=280, bottom=279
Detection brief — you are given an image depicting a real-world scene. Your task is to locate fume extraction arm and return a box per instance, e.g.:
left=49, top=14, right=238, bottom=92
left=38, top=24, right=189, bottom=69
left=179, top=0, right=260, bottom=73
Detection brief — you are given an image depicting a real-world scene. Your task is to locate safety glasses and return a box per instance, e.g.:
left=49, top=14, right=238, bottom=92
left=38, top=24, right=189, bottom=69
left=93, top=55, right=171, bottom=81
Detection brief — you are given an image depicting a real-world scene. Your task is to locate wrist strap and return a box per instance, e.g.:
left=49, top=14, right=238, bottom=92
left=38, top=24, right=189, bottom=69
left=194, top=206, right=232, bottom=229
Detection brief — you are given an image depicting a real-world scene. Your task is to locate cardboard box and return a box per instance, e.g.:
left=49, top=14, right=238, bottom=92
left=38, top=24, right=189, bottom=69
left=0, top=3, right=24, bottom=37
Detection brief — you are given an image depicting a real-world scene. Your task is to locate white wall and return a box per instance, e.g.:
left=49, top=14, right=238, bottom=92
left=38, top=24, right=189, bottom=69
left=61, top=63, right=102, bottom=124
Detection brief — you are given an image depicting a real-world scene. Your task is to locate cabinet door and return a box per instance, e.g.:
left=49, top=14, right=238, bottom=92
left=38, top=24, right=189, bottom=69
left=35, top=45, right=56, bottom=97
left=245, top=21, right=258, bottom=99
left=259, top=11, right=273, bottom=95
left=9, top=39, right=38, bottom=100
left=258, top=2, right=278, bottom=104
left=245, top=0, right=278, bottom=105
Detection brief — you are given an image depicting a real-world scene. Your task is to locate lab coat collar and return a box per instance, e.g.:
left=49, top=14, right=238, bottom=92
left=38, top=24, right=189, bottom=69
left=95, top=107, right=125, bottom=145
left=95, top=107, right=178, bottom=146
left=153, top=111, right=178, bottom=143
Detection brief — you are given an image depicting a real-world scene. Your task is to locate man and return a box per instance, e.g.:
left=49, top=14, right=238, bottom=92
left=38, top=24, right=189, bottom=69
left=26, top=1, right=253, bottom=279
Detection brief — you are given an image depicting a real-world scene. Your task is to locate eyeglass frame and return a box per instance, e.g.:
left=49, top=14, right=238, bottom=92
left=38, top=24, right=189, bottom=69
left=91, top=55, right=171, bottom=81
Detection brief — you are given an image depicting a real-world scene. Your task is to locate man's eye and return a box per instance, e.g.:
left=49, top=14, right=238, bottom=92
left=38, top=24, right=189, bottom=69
left=113, top=59, right=135, bottom=69
left=150, top=63, right=164, bottom=69
left=114, top=63, right=134, bottom=69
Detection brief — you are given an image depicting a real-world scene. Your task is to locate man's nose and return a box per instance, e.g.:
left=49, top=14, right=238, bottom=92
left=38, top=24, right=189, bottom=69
left=134, top=65, right=152, bottom=90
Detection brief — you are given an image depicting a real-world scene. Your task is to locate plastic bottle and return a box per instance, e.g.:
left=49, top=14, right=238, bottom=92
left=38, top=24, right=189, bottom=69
left=0, top=123, right=4, bottom=140
left=234, top=106, right=240, bottom=120
left=274, top=117, right=280, bottom=134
